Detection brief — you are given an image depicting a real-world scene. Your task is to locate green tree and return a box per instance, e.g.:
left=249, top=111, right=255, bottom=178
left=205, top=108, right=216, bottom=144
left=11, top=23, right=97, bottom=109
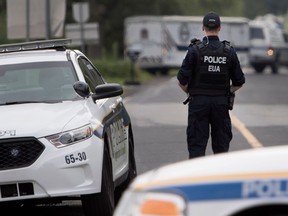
left=177, top=0, right=244, bottom=16
left=87, top=0, right=182, bottom=57
left=243, top=0, right=288, bottom=18
left=0, top=1, right=8, bottom=44
left=3, top=0, right=288, bottom=56
left=86, top=0, right=246, bottom=57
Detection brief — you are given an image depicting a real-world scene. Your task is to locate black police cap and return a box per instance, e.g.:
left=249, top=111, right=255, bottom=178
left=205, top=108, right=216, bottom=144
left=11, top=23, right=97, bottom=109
left=203, top=11, right=221, bottom=28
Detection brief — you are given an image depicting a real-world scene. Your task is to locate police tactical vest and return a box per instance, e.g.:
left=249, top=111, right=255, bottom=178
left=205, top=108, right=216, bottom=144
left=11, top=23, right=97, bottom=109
left=188, top=38, right=231, bottom=96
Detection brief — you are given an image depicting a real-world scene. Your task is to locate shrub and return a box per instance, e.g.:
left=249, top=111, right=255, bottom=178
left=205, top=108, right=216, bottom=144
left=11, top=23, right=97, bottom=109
left=91, top=58, right=150, bottom=84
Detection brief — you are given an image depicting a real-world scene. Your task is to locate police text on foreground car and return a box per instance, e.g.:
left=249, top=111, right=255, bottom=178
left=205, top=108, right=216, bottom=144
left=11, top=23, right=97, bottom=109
left=114, top=146, right=288, bottom=216
left=0, top=39, right=137, bottom=216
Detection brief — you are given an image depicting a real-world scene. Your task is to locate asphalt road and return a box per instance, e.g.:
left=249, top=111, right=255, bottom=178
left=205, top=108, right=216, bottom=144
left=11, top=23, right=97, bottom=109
left=6, top=66, right=288, bottom=216
left=124, top=66, right=288, bottom=174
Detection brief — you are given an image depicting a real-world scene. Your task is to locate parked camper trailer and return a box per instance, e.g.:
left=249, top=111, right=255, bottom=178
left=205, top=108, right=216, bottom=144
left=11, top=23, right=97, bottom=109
left=124, top=15, right=250, bottom=75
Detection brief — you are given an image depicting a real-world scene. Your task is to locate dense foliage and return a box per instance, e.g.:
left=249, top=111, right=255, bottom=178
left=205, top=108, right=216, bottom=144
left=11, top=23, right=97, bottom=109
left=76, top=0, right=288, bottom=56
left=1, top=0, right=288, bottom=56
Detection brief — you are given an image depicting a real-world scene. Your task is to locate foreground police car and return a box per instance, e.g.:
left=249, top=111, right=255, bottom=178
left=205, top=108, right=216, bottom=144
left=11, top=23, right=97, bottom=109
left=0, top=39, right=137, bottom=216
left=114, top=146, right=288, bottom=216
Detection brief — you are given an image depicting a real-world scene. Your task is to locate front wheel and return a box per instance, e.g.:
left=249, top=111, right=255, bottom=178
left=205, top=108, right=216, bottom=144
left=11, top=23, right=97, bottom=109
left=271, top=63, right=279, bottom=74
left=115, top=132, right=137, bottom=204
left=81, top=144, right=114, bottom=216
left=160, top=68, right=169, bottom=76
left=251, top=63, right=266, bottom=73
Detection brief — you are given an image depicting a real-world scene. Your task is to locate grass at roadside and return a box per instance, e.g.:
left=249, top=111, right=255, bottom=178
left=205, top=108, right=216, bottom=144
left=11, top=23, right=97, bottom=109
left=92, top=58, right=178, bottom=89
left=92, top=58, right=155, bottom=85
left=105, top=68, right=179, bottom=85
left=104, top=68, right=153, bottom=85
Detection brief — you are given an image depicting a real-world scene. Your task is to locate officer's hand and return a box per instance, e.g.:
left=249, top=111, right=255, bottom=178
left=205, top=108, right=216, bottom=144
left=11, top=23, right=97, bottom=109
left=179, top=82, right=188, bottom=93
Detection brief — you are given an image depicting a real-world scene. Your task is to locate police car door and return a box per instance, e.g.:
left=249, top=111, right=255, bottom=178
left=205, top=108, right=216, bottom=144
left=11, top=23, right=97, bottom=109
left=78, top=57, right=129, bottom=181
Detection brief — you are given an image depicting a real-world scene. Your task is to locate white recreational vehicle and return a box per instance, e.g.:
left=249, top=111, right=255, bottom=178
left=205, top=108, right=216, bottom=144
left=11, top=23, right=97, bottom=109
left=124, top=15, right=250, bottom=75
left=249, top=15, right=288, bottom=74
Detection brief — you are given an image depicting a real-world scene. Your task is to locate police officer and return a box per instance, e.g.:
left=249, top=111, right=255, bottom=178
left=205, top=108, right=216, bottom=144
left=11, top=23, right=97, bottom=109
left=177, top=11, right=245, bottom=159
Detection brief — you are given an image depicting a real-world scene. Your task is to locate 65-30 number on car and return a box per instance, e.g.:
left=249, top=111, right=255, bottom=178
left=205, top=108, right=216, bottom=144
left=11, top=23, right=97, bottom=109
left=65, top=152, right=87, bottom=164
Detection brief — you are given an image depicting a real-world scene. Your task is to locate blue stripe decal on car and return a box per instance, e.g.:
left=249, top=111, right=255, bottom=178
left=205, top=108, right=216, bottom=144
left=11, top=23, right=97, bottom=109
left=174, top=182, right=242, bottom=201
left=150, top=179, right=288, bottom=202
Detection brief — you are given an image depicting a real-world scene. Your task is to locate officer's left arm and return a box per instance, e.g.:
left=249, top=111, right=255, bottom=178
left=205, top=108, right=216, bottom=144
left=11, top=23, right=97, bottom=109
left=229, top=48, right=246, bottom=91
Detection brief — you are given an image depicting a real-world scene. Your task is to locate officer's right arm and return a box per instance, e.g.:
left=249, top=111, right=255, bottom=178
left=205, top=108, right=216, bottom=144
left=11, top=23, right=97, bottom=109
left=178, top=82, right=188, bottom=93
left=230, top=85, right=242, bottom=93
left=177, top=47, right=195, bottom=93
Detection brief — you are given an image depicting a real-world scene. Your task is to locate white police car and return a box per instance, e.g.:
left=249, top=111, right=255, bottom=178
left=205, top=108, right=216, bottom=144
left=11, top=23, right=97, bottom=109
left=0, top=39, right=137, bottom=216
left=114, top=146, right=288, bottom=216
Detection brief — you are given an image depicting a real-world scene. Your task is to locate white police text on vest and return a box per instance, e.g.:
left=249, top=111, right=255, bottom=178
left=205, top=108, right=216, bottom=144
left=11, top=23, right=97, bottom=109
left=204, top=56, right=227, bottom=64
left=204, top=56, right=227, bottom=72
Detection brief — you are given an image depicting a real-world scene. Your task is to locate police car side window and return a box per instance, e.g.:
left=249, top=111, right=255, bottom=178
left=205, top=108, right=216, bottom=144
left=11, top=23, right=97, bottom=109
left=79, top=58, right=105, bottom=85
left=89, top=66, right=105, bottom=86
left=78, top=59, right=95, bottom=93
left=78, top=57, right=105, bottom=93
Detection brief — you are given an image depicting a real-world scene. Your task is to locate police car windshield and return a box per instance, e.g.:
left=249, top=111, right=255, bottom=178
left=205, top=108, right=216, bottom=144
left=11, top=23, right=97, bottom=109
left=0, top=61, right=79, bottom=104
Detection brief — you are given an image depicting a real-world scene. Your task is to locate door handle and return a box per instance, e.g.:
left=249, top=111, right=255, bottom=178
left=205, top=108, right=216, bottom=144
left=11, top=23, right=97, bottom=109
left=116, top=98, right=122, bottom=103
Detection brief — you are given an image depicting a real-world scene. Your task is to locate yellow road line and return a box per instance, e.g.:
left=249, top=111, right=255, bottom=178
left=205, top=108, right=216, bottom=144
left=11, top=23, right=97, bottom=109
left=230, top=112, right=263, bottom=148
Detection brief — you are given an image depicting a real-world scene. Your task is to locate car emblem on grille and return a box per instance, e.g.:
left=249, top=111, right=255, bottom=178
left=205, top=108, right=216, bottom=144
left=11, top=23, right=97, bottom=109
left=0, top=130, right=16, bottom=137
left=11, top=148, right=20, bottom=157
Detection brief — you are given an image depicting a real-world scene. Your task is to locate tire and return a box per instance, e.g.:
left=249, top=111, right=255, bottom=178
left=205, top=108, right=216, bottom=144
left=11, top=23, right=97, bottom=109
left=127, top=133, right=137, bottom=181
left=271, top=63, right=279, bottom=74
left=233, top=205, right=288, bottom=216
left=114, top=132, right=137, bottom=204
left=160, top=68, right=169, bottom=76
left=146, top=69, right=157, bottom=75
left=252, top=64, right=266, bottom=73
left=271, top=52, right=280, bottom=74
left=81, top=144, right=114, bottom=216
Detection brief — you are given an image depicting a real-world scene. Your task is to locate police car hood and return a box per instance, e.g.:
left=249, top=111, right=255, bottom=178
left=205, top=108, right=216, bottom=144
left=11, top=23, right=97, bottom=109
left=0, top=101, right=91, bottom=138
left=130, top=146, right=288, bottom=191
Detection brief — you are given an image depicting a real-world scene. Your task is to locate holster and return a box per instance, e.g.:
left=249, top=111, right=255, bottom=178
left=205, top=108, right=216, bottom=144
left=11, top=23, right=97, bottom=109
left=183, top=95, right=192, bottom=105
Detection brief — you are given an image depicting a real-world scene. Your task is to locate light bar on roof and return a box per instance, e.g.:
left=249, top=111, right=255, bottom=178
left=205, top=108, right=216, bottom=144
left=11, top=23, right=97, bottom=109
left=0, top=39, right=72, bottom=53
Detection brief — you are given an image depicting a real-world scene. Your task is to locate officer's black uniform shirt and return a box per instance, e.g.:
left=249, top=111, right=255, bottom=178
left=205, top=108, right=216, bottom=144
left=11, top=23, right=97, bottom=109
left=177, top=36, right=245, bottom=91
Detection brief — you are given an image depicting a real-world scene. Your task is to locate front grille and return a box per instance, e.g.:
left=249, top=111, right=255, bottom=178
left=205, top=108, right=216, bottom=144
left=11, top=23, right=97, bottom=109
left=0, top=137, right=45, bottom=170
left=1, top=182, right=34, bottom=198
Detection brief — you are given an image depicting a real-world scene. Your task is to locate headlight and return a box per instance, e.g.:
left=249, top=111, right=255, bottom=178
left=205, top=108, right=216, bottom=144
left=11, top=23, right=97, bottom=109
left=114, top=190, right=187, bottom=216
left=46, top=125, right=93, bottom=148
left=267, top=48, right=274, bottom=56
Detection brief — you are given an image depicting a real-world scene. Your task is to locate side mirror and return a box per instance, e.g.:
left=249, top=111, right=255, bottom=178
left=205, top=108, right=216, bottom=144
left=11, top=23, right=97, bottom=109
left=92, top=83, right=123, bottom=102
left=73, top=81, right=90, bottom=98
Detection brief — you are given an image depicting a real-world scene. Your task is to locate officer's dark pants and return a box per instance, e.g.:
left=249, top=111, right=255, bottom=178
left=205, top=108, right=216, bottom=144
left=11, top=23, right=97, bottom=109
left=187, top=95, right=232, bottom=159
